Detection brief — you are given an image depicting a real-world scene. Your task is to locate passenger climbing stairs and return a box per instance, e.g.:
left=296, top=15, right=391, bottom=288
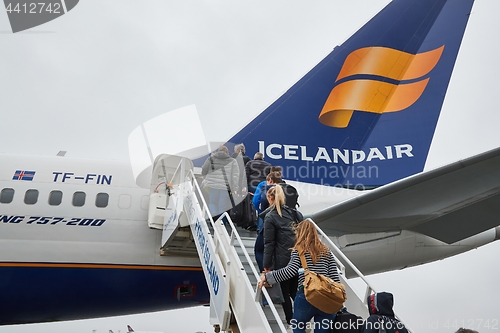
left=146, top=155, right=411, bottom=333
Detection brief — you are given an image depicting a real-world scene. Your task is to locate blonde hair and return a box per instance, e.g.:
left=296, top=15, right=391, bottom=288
left=293, top=220, right=330, bottom=264
left=234, top=143, right=245, bottom=154
left=267, top=185, right=285, bottom=217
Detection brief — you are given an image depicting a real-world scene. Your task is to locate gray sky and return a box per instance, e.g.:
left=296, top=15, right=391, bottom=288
left=1, top=1, right=500, bottom=332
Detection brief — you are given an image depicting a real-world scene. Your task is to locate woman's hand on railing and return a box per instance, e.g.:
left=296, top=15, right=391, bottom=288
left=257, top=272, right=270, bottom=289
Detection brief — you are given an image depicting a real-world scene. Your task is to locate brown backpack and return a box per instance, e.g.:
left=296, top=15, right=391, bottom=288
left=299, top=252, right=347, bottom=314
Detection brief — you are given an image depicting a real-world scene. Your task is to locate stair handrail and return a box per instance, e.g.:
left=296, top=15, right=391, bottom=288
left=308, top=218, right=375, bottom=291
left=220, top=211, right=287, bottom=333
left=187, top=172, right=232, bottom=269
left=189, top=170, right=287, bottom=332
left=187, top=170, right=410, bottom=332
left=182, top=171, right=233, bottom=331
left=308, top=218, right=412, bottom=333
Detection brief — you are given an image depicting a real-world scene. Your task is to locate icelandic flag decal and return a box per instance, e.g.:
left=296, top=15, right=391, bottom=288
left=12, top=170, right=36, bottom=181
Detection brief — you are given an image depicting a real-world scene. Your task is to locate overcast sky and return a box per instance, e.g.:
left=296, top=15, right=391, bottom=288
left=1, top=0, right=500, bottom=332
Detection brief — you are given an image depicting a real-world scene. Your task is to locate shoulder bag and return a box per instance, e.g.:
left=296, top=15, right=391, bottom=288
left=299, top=252, right=347, bottom=314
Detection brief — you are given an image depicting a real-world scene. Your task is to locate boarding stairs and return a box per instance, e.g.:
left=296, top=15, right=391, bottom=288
left=146, top=155, right=411, bottom=333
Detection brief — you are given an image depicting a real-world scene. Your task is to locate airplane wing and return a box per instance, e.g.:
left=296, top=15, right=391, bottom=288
left=313, top=147, right=500, bottom=244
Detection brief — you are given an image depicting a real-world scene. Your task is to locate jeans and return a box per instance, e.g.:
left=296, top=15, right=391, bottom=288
left=291, top=291, right=336, bottom=333
left=254, top=231, right=264, bottom=272
left=256, top=217, right=264, bottom=232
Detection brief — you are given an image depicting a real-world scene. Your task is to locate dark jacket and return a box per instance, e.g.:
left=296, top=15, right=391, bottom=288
left=245, top=158, right=271, bottom=188
left=263, top=206, right=302, bottom=270
left=232, top=152, right=250, bottom=192
left=361, top=292, right=408, bottom=333
left=232, top=152, right=251, bottom=165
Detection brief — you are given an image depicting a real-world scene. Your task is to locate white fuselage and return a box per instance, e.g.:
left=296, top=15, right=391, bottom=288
left=0, top=153, right=497, bottom=324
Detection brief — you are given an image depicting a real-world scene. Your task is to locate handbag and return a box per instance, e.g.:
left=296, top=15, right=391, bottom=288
left=263, top=281, right=284, bottom=304
left=299, top=252, right=346, bottom=314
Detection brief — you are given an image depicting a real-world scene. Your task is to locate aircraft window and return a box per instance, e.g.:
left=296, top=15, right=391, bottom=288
left=95, top=193, right=109, bottom=208
left=24, top=189, right=39, bottom=205
left=140, top=195, right=149, bottom=210
left=72, top=191, right=86, bottom=207
left=0, top=188, right=14, bottom=203
left=118, top=194, right=131, bottom=209
left=49, top=190, right=63, bottom=206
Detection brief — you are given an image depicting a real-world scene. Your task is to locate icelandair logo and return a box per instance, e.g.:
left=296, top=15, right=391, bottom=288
left=319, top=45, right=444, bottom=128
left=258, top=141, right=413, bottom=164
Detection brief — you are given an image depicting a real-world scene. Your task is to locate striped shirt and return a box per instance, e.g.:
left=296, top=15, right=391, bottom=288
left=266, top=249, right=340, bottom=287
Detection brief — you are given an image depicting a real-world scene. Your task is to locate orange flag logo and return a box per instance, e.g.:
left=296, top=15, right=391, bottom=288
left=319, top=46, right=444, bottom=128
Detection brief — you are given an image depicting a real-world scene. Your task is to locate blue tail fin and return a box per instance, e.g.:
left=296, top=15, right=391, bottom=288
left=227, top=0, right=474, bottom=187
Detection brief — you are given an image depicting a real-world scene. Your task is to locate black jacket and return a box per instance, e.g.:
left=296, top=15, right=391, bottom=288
left=263, top=206, right=302, bottom=270
left=232, top=152, right=251, bottom=165
left=231, top=152, right=251, bottom=192
left=245, top=158, right=271, bottom=188
left=361, top=292, right=408, bottom=333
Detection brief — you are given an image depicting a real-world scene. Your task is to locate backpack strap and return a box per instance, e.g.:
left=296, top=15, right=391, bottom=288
left=291, top=208, right=304, bottom=224
left=298, top=252, right=309, bottom=271
left=210, top=156, right=236, bottom=208
left=221, top=164, right=236, bottom=208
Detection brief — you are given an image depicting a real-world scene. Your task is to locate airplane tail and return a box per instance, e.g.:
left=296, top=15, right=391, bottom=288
left=227, top=0, right=474, bottom=188
left=127, top=325, right=134, bottom=332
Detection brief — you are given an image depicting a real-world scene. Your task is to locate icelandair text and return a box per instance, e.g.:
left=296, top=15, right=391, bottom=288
left=258, top=141, right=413, bottom=164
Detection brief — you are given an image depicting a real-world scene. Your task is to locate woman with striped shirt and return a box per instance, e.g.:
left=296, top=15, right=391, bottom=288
left=259, top=219, right=340, bottom=333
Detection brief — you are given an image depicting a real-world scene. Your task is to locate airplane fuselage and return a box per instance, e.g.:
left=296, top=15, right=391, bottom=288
left=0, top=154, right=208, bottom=324
left=0, top=153, right=497, bottom=324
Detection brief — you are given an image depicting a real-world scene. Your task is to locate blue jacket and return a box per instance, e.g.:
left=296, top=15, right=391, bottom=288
left=252, top=180, right=267, bottom=213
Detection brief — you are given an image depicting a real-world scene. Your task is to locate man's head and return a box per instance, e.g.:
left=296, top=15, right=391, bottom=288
left=254, top=152, right=264, bottom=160
left=218, top=146, right=229, bottom=154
